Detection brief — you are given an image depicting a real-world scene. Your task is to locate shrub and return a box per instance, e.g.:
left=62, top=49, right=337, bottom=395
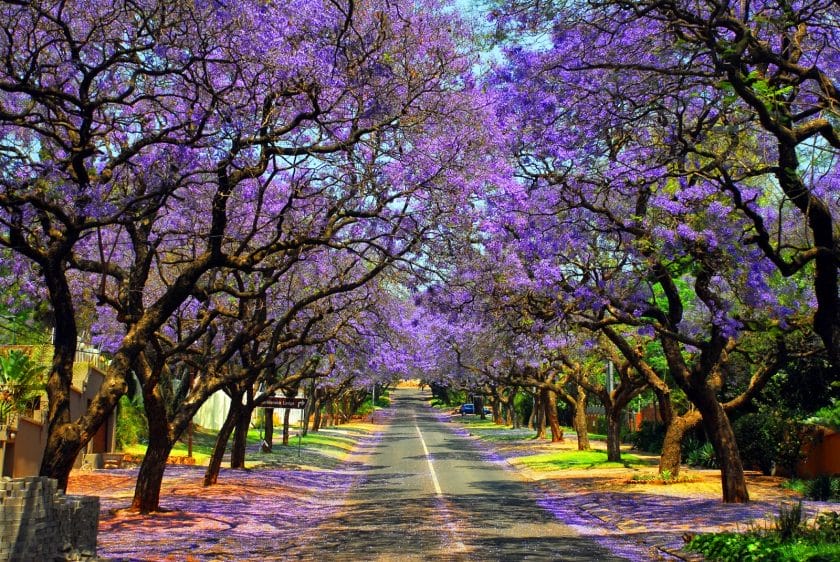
left=734, top=408, right=802, bottom=475
left=804, top=476, right=840, bottom=502
left=775, top=501, right=803, bottom=540
left=0, top=349, right=46, bottom=419
left=686, top=442, right=718, bottom=469
left=687, top=507, right=840, bottom=562
left=805, top=399, right=840, bottom=430
left=592, top=416, right=631, bottom=441
left=813, top=512, right=840, bottom=542
left=115, top=395, right=148, bottom=449
left=630, top=471, right=697, bottom=484
left=686, top=532, right=781, bottom=562
left=513, top=391, right=532, bottom=427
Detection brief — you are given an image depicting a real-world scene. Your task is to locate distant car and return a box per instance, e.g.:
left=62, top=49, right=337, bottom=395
left=459, top=403, right=475, bottom=415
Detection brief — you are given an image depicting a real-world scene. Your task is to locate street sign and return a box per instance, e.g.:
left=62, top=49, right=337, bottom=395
left=260, top=396, right=307, bottom=409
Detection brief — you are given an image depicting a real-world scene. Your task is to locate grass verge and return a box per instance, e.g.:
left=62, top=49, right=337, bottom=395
left=511, top=449, right=644, bottom=471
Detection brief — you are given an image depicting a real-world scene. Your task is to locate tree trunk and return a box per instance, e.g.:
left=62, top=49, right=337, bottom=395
left=263, top=408, right=274, bottom=452
left=534, top=393, right=546, bottom=440
left=475, top=396, right=486, bottom=420
left=693, top=387, right=749, bottom=503
left=302, top=384, right=315, bottom=436
left=203, top=396, right=242, bottom=486
left=131, top=434, right=174, bottom=513
left=230, top=405, right=251, bottom=469
left=659, top=411, right=701, bottom=476
left=323, top=400, right=333, bottom=427
left=282, top=407, right=291, bottom=446
left=606, top=410, right=622, bottom=462
left=572, top=390, right=590, bottom=451
left=542, top=388, right=563, bottom=442
left=528, top=392, right=537, bottom=429
left=131, top=386, right=173, bottom=513
left=312, top=398, right=322, bottom=432
left=39, top=270, right=80, bottom=490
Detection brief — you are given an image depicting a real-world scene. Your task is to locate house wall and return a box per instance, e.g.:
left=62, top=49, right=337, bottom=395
left=1, top=362, right=116, bottom=478
left=193, top=390, right=232, bottom=431
left=10, top=416, right=45, bottom=478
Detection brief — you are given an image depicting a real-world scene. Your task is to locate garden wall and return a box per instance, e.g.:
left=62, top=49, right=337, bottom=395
left=0, top=476, right=99, bottom=561
left=797, top=426, right=840, bottom=479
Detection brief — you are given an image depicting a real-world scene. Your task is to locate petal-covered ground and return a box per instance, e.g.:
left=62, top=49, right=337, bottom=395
left=444, top=414, right=837, bottom=560
left=68, top=406, right=835, bottom=561
left=67, top=423, right=387, bottom=561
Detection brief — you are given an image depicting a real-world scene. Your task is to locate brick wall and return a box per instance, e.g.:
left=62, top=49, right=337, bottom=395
left=0, top=476, right=99, bottom=561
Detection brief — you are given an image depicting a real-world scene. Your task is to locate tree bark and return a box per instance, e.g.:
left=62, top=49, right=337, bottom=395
left=132, top=384, right=172, bottom=513
left=39, top=269, right=82, bottom=490
left=659, top=410, right=701, bottom=476
left=606, top=409, right=623, bottom=462
left=282, top=407, right=291, bottom=446
left=263, top=408, right=274, bottom=452
left=312, top=397, right=322, bottom=432
left=492, top=399, right=502, bottom=424
left=131, top=435, right=173, bottom=513
left=542, top=388, right=564, bottom=442
left=203, top=397, right=242, bottom=486
left=302, top=384, right=316, bottom=436
left=571, top=387, right=590, bottom=451
left=533, top=392, right=546, bottom=439
left=475, top=395, right=486, bottom=420
left=230, top=404, right=251, bottom=469
left=557, top=383, right=590, bottom=451
left=692, top=386, right=749, bottom=503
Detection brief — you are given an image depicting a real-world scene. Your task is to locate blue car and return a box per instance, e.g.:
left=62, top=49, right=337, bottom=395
left=459, top=403, right=475, bottom=415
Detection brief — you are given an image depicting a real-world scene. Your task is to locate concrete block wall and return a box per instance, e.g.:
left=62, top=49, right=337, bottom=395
left=0, top=476, right=99, bottom=561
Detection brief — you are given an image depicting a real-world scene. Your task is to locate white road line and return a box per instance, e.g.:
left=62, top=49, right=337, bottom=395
left=415, top=423, right=443, bottom=497
left=414, top=417, right=467, bottom=554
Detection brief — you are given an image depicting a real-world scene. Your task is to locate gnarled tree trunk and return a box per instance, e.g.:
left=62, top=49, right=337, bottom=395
left=132, top=385, right=173, bottom=513
left=659, top=410, right=701, bottom=476
left=691, top=386, right=749, bottom=503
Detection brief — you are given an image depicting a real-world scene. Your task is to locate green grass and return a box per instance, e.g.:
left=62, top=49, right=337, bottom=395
left=513, top=449, right=644, bottom=471
left=124, top=426, right=222, bottom=464
left=781, top=540, right=840, bottom=560
left=121, top=422, right=369, bottom=467
left=454, top=417, right=609, bottom=443
left=251, top=423, right=375, bottom=470
left=781, top=478, right=808, bottom=495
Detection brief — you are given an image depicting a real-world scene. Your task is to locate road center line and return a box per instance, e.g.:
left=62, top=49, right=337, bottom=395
left=415, top=423, right=443, bottom=496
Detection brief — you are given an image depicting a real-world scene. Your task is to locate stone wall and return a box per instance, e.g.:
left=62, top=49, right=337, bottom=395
left=0, top=476, right=99, bottom=561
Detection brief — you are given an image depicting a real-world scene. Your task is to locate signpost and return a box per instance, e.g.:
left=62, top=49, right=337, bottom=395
left=258, top=396, right=308, bottom=457
left=260, top=396, right=307, bottom=409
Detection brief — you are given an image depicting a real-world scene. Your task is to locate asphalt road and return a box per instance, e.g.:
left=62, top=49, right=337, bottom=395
left=291, top=388, right=629, bottom=561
